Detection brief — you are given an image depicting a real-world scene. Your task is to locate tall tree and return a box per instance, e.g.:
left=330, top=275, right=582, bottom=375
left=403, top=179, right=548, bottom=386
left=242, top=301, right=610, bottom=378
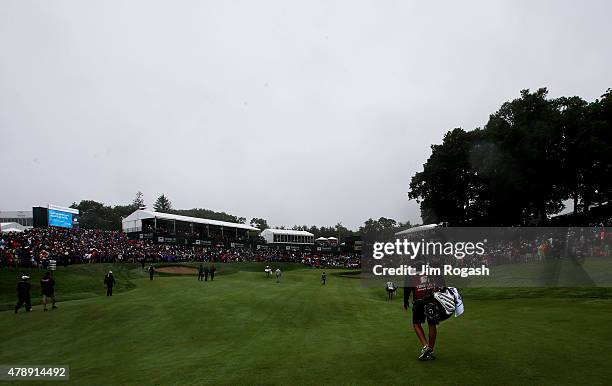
left=70, top=200, right=129, bottom=231
left=483, top=88, right=565, bottom=223
left=153, top=194, right=172, bottom=213
left=409, top=128, right=481, bottom=225
left=132, top=191, right=145, bottom=210
left=408, top=87, right=611, bottom=226
left=172, top=208, right=244, bottom=223
left=250, top=218, right=269, bottom=230
left=358, top=217, right=403, bottom=240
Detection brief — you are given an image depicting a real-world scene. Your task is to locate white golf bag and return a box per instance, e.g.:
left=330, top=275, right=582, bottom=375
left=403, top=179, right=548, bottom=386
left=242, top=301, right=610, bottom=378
left=423, top=288, right=459, bottom=323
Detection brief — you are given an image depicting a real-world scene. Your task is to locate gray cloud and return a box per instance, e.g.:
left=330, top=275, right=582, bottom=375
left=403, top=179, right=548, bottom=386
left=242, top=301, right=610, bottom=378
left=1, top=0, right=611, bottom=228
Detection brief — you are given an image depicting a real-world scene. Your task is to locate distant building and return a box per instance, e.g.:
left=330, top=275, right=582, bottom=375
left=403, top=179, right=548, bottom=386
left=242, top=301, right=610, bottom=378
left=0, top=211, right=33, bottom=227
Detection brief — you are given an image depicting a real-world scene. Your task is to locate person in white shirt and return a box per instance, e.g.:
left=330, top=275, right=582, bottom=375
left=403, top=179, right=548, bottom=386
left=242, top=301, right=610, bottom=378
left=275, top=268, right=281, bottom=283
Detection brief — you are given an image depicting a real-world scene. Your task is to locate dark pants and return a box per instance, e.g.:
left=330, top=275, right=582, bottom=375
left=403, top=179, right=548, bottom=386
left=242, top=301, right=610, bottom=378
left=198, top=274, right=203, bottom=281
left=15, top=296, right=32, bottom=312
left=106, top=286, right=113, bottom=296
left=149, top=273, right=154, bottom=280
left=205, top=274, right=208, bottom=282
left=210, top=273, right=214, bottom=281
left=387, top=289, right=395, bottom=299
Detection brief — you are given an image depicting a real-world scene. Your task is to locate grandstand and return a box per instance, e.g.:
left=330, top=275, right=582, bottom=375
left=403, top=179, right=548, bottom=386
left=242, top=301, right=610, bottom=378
left=121, top=210, right=259, bottom=246
left=260, top=228, right=315, bottom=252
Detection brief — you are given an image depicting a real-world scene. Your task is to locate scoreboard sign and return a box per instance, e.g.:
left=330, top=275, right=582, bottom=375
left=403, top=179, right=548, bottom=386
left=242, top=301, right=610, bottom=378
left=48, top=209, right=73, bottom=228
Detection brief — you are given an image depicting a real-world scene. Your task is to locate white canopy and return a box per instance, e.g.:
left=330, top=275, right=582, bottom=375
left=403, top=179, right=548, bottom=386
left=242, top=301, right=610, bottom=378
left=122, top=210, right=259, bottom=233
left=259, top=228, right=314, bottom=244
left=1, top=222, right=26, bottom=233
left=395, top=223, right=440, bottom=236
left=261, top=228, right=314, bottom=237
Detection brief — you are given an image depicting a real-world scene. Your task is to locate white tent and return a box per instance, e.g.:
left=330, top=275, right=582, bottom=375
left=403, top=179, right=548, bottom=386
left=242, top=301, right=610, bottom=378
left=259, top=228, right=314, bottom=244
left=1, top=222, right=26, bottom=233
left=121, top=209, right=259, bottom=233
left=395, top=223, right=440, bottom=236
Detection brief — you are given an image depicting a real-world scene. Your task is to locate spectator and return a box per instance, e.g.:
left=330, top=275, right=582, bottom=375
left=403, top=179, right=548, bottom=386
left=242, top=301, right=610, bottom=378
left=104, top=271, right=115, bottom=296
left=15, top=275, right=32, bottom=313
left=40, top=271, right=57, bottom=311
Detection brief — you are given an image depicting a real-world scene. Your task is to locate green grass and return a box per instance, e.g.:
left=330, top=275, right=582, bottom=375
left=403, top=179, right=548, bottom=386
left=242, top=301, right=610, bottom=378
left=1, top=263, right=611, bottom=385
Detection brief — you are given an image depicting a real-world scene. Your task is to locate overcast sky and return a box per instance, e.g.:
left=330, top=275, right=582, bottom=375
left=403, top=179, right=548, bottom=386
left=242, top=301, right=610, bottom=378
left=1, top=0, right=611, bottom=229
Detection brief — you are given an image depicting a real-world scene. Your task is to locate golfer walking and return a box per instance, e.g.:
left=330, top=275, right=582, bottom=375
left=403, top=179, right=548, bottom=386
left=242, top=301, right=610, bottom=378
left=14, top=275, right=32, bottom=313
left=275, top=268, right=282, bottom=283
left=404, top=264, right=445, bottom=361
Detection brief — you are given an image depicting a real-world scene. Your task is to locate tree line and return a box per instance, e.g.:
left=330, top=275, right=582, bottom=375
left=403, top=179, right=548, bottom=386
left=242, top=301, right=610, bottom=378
left=408, top=88, right=611, bottom=226
left=71, top=192, right=411, bottom=238
left=71, top=192, right=248, bottom=232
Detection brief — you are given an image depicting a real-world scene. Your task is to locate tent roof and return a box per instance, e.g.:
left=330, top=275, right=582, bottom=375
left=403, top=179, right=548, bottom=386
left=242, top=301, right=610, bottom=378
left=260, top=228, right=314, bottom=236
left=1, top=222, right=26, bottom=233
left=122, top=210, right=259, bottom=231
left=395, top=223, right=439, bottom=236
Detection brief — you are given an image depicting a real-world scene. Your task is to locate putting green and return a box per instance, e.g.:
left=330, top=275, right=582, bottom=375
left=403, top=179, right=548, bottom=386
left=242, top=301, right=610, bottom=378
left=1, top=263, right=611, bottom=385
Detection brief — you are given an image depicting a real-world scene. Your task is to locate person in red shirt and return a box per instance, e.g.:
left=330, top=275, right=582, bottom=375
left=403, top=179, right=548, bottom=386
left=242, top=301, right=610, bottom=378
left=404, top=261, right=445, bottom=361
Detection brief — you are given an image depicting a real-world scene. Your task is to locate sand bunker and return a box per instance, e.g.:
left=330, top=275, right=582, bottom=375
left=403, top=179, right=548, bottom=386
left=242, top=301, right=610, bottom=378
left=156, top=266, right=197, bottom=275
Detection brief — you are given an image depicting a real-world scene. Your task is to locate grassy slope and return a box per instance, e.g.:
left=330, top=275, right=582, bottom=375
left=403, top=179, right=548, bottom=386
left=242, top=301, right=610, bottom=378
left=0, top=264, right=611, bottom=385
left=0, top=264, right=145, bottom=311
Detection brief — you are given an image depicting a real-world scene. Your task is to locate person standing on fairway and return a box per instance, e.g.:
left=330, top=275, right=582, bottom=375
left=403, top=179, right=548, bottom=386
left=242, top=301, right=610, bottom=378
left=104, top=271, right=115, bottom=296
left=386, top=281, right=397, bottom=300
left=198, top=264, right=204, bottom=281
left=204, top=266, right=209, bottom=281
left=14, top=275, right=32, bottom=313
left=404, top=264, right=445, bottom=361
left=148, top=264, right=155, bottom=280
left=40, top=271, right=57, bottom=311
left=210, top=264, right=216, bottom=281
left=321, top=271, right=326, bottom=285
left=275, top=268, right=281, bottom=283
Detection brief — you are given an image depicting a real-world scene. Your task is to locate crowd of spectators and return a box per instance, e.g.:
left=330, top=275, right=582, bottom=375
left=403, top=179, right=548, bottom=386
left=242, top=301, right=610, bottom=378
left=3, top=225, right=607, bottom=271
left=0, top=228, right=360, bottom=269
left=428, top=225, right=612, bottom=268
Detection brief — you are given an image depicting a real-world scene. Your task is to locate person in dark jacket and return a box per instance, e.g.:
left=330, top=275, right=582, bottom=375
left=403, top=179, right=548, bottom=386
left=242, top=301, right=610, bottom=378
left=321, top=271, right=327, bottom=285
left=40, top=271, right=57, bottom=311
left=204, top=266, right=209, bottom=281
left=148, top=265, right=155, bottom=281
left=15, top=275, right=32, bottom=313
left=210, top=265, right=216, bottom=281
left=104, top=271, right=115, bottom=296
left=198, top=264, right=204, bottom=281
